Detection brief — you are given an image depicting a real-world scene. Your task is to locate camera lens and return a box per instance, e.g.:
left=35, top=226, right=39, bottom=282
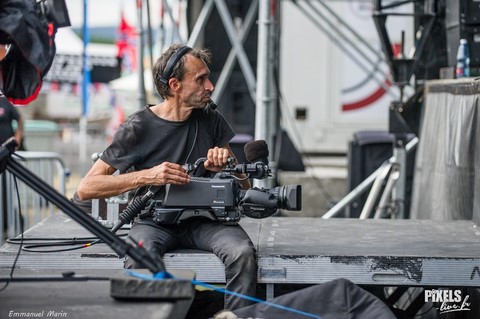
left=275, top=185, right=302, bottom=211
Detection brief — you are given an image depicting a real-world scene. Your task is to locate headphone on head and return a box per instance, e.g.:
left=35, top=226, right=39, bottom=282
left=159, top=45, right=192, bottom=85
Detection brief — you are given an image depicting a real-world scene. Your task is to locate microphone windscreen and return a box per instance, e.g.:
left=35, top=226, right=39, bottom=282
left=244, top=140, right=269, bottom=163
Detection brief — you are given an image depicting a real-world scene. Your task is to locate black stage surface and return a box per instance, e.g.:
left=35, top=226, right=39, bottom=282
left=2, top=214, right=480, bottom=289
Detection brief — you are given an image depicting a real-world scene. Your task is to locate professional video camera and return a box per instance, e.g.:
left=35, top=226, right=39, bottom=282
left=111, top=140, right=301, bottom=231
left=133, top=140, right=301, bottom=226
left=150, top=140, right=301, bottom=225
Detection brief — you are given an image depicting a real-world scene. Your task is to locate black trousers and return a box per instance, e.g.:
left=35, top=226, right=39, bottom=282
left=125, top=218, right=258, bottom=310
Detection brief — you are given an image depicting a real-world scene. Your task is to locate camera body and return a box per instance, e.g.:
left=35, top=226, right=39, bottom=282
left=152, top=177, right=242, bottom=225
left=150, top=160, right=302, bottom=225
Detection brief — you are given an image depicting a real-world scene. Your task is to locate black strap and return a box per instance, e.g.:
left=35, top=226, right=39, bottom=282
left=159, top=46, right=192, bottom=85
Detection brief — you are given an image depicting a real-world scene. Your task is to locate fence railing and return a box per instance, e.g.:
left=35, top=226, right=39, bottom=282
left=0, top=151, right=69, bottom=245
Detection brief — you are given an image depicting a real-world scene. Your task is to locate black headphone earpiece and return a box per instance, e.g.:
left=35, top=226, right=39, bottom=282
left=159, top=45, right=192, bottom=85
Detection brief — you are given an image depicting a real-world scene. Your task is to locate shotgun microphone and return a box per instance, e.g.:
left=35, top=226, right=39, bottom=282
left=244, top=140, right=269, bottom=164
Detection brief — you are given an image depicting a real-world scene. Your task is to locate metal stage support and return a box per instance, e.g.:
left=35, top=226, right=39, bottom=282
left=350, top=0, right=443, bottom=219
left=322, top=136, right=418, bottom=219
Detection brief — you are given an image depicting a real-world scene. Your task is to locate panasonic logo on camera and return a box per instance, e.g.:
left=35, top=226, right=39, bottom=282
left=211, top=185, right=225, bottom=189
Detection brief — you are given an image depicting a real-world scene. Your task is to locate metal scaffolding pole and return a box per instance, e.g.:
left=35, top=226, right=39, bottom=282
left=214, top=0, right=257, bottom=102
left=136, top=0, right=147, bottom=109
left=80, top=0, right=90, bottom=175
left=212, top=0, right=258, bottom=102
left=187, top=0, right=214, bottom=47
left=163, top=0, right=185, bottom=43
left=255, top=0, right=278, bottom=188
left=255, top=0, right=272, bottom=142
left=188, top=0, right=258, bottom=105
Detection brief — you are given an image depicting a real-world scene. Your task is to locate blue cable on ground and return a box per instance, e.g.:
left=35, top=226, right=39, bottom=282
left=124, top=270, right=322, bottom=319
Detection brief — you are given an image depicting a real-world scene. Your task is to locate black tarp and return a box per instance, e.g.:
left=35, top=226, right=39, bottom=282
left=0, top=0, right=57, bottom=105
left=233, top=279, right=397, bottom=319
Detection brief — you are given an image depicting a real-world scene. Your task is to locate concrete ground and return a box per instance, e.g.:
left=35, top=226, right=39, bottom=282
left=278, top=156, right=348, bottom=218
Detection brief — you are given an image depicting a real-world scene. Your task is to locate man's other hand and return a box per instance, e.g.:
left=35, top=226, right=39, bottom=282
left=204, top=147, right=230, bottom=172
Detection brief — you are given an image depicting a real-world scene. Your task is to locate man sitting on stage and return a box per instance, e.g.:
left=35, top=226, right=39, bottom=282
left=76, top=44, right=257, bottom=310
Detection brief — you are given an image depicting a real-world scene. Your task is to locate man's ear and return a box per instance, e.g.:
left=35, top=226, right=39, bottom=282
left=168, top=78, right=181, bottom=91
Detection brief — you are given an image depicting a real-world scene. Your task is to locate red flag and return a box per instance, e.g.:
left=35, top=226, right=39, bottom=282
left=116, top=13, right=137, bottom=73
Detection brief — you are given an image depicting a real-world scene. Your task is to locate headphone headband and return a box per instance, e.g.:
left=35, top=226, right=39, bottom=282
left=159, top=46, right=192, bottom=85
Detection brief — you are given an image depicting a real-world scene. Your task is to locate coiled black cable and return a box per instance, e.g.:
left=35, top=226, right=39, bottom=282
left=7, top=187, right=158, bottom=253
left=110, top=187, right=157, bottom=233
left=6, top=233, right=128, bottom=253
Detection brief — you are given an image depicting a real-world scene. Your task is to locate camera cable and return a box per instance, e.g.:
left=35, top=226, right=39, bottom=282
left=0, top=175, right=24, bottom=292
left=6, top=232, right=129, bottom=253
left=5, top=191, right=152, bottom=253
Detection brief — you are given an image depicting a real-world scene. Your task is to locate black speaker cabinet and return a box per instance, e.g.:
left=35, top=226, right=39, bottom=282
left=347, top=131, right=415, bottom=219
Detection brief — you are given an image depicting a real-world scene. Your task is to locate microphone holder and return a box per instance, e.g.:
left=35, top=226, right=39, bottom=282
left=0, top=138, right=165, bottom=274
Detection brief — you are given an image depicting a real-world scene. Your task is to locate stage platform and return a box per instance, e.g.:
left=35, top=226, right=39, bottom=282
left=2, top=214, right=480, bottom=298
left=0, top=268, right=194, bottom=319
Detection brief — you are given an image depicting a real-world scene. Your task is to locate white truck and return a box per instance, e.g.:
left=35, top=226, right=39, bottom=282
left=280, top=0, right=413, bottom=153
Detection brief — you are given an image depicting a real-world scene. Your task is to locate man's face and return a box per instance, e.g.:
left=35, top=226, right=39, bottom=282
left=178, top=55, right=214, bottom=108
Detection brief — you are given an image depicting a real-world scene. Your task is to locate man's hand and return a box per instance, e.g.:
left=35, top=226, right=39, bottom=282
left=204, top=147, right=230, bottom=172
left=148, top=162, right=190, bottom=185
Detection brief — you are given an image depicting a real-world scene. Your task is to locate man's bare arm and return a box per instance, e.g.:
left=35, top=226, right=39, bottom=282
left=76, top=158, right=190, bottom=200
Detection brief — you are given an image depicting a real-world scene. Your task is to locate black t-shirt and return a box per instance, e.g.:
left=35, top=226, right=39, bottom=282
left=0, top=97, right=20, bottom=144
left=101, top=106, right=235, bottom=173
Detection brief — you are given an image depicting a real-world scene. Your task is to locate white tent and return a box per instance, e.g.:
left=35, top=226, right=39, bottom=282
left=54, top=27, right=117, bottom=56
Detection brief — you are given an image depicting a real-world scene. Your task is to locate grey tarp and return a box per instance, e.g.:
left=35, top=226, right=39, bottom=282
left=410, top=79, right=480, bottom=221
